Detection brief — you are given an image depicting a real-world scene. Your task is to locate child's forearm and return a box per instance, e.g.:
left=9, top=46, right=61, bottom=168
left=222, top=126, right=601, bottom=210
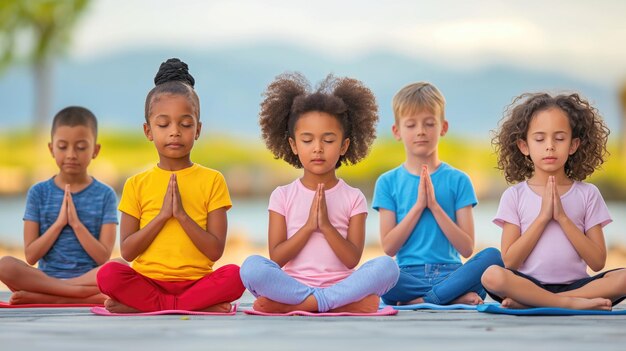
left=71, top=222, right=114, bottom=265
left=269, top=226, right=315, bottom=267
left=120, top=215, right=168, bottom=261
left=381, top=206, right=424, bottom=256
left=429, top=205, right=474, bottom=258
left=558, top=218, right=606, bottom=271
left=177, top=214, right=225, bottom=262
left=320, top=225, right=362, bottom=269
left=24, top=221, right=64, bottom=265
left=503, top=218, right=549, bottom=269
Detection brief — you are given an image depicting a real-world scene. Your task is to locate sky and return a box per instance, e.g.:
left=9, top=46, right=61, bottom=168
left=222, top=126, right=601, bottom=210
left=70, top=0, right=626, bottom=87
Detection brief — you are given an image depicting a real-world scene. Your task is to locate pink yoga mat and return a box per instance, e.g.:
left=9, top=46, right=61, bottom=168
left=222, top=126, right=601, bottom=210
left=244, top=305, right=398, bottom=317
left=90, top=303, right=238, bottom=316
left=0, top=301, right=102, bottom=308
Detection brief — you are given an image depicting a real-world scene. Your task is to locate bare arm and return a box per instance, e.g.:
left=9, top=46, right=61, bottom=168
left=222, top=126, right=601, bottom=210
left=500, top=221, right=545, bottom=269
left=423, top=170, right=474, bottom=257
left=429, top=205, right=475, bottom=258
left=119, top=212, right=167, bottom=261
left=551, top=180, right=606, bottom=271
left=268, top=210, right=315, bottom=267
left=379, top=166, right=428, bottom=256
left=176, top=207, right=228, bottom=262
left=66, top=191, right=116, bottom=265
left=320, top=213, right=366, bottom=269
left=24, top=188, right=70, bottom=265
left=23, top=220, right=65, bottom=265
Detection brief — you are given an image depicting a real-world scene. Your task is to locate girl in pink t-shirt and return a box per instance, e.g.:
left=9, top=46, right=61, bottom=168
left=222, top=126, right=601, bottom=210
left=482, top=92, right=626, bottom=310
left=240, top=73, right=399, bottom=313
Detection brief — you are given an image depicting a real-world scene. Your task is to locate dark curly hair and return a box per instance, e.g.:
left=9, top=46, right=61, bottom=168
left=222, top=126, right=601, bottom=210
left=492, top=92, right=610, bottom=183
left=259, top=72, right=378, bottom=168
left=145, top=58, right=200, bottom=122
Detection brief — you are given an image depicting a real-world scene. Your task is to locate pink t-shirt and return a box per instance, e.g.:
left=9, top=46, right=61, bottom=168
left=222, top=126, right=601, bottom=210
left=269, top=178, right=368, bottom=287
left=494, top=181, right=612, bottom=284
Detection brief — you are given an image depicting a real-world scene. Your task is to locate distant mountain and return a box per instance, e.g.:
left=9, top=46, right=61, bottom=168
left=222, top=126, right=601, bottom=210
left=0, top=43, right=619, bottom=139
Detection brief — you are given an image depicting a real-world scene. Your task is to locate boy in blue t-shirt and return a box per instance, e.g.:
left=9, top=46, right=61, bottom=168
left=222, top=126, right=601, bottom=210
left=0, top=106, right=118, bottom=305
left=372, top=82, right=503, bottom=306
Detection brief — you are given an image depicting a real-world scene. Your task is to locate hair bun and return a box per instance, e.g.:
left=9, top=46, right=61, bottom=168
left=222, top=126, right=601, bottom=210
left=154, top=58, right=195, bottom=87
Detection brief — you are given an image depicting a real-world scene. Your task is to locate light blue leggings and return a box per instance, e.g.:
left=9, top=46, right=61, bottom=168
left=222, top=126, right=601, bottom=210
left=240, top=255, right=400, bottom=312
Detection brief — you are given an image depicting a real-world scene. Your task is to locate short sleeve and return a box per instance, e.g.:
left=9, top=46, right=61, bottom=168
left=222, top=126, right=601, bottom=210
left=102, top=187, right=119, bottom=224
left=584, top=185, right=612, bottom=231
left=454, top=173, right=478, bottom=210
left=493, top=187, right=520, bottom=228
left=350, top=190, right=368, bottom=217
left=372, top=175, right=395, bottom=212
left=208, top=172, right=232, bottom=213
left=23, top=184, right=42, bottom=222
left=268, top=186, right=286, bottom=216
left=118, top=178, right=140, bottom=219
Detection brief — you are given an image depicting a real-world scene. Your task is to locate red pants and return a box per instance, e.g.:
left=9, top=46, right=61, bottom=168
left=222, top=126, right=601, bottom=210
left=97, top=262, right=245, bottom=312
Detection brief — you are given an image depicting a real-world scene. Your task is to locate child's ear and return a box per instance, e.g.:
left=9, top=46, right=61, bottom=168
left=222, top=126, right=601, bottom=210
left=440, top=120, right=449, bottom=136
left=391, top=124, right=401, bottom=141
left=195, top=121, right=202, bottom=140
left=517, top=139, right=530, bottom=156
left=92, top=143, right=101, bottom=159
left=340, top=138, right=350, bottom=155
left=143, top=122, right=153, bottom=141
left=288, top=137, right=298, bottom=155
left=569, top=138, right=580, bottom=155
left=48, top=142, right=54, bottom=157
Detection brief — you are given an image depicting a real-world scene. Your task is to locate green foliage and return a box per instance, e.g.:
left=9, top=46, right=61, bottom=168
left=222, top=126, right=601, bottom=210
left=0, top=0, right=90, bottom=70
left=1, top=130, right=624, bottom=200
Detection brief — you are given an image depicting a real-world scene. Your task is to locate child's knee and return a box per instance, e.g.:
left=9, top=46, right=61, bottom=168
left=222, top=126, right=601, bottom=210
left=373, top=256, right=400, bottom=283
left=0, top=256, right=20, bottom=279
left=96, top=261, right=127, bottom=291
left=480, top=247, right=504, bottom=267
left=481, top=265, right=507, bottom=291
left=240, top=255, right=268, bottom=286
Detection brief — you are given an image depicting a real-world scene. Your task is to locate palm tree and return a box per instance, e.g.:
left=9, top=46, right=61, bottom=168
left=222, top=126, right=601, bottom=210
left=0, top=0, right=90, bottom=136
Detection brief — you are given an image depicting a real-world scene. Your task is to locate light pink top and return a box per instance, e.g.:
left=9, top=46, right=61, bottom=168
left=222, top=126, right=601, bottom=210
left=494, top=181, right=612, bottom=284
left=269, top=178, right=368, bottom=287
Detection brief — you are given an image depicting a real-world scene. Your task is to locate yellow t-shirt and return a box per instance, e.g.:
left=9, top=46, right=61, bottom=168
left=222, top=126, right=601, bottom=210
left=119, top=163, right=232, bottom=281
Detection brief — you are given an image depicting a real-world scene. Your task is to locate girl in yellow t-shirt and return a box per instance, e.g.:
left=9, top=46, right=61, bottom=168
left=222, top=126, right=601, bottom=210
left=96, top=58, right=244, bottom=312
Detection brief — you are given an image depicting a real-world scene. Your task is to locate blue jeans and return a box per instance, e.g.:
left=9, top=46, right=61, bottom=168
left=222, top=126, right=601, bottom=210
left=381, top=247, right=503, bottom=305
left=240, top=255, right=400, bottom=312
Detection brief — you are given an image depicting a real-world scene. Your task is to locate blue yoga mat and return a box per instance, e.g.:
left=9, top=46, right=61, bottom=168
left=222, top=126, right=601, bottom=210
left=477, top=303, right=626, bottom=316
left=382, top=302, right=498, bottom=311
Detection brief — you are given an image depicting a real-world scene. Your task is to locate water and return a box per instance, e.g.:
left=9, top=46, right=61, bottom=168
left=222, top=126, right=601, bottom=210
left=1, top=197, right=625, bottom=248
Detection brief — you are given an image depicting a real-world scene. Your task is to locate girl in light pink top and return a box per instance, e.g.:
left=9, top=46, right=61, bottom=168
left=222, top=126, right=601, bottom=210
left=482, top=92, right=626, bottom=310
left=240, top=73, right=399, bottom=313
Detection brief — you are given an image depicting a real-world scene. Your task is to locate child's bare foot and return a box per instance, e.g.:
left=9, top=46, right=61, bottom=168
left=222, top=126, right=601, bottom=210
left=501, top=297, right=530, bottom=309
left=199, top=302, right=233, bottom=313
left=399, top=297, right=424, bottom=305
left=253, top=295, right=318, bottom=313
left=565, top=297, right=612, bottom=311
left=450, top=292, right=483, bottom=305
left=104, top=298, right=140, bottom=313
left=9, top=291, right=106, bottom=305
left=330, top=295, right=379, bottom=313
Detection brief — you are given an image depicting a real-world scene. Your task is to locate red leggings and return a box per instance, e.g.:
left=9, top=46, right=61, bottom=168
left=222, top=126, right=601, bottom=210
left=97, top=262, right=245, bottom=312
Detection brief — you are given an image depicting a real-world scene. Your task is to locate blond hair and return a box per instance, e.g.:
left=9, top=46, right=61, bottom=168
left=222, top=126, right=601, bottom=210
left=392, top=82, right=445, bottom=124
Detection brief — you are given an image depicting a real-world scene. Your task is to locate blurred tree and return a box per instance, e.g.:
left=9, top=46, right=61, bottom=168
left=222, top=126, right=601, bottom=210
left=619, top=81, right=626, bottom=162
left=0, top=0, right=90, bottom=135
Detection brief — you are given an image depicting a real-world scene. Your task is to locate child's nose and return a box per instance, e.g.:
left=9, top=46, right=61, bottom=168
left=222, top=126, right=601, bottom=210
left=169, top=126, right=181, bottom=137
left=313, top=141, right=323, bottom=153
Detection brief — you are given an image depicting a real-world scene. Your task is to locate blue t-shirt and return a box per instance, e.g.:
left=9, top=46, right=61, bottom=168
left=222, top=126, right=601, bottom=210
left=372, top=162, right=477, bottom=266
left=23, top=177, right=118, bottom=278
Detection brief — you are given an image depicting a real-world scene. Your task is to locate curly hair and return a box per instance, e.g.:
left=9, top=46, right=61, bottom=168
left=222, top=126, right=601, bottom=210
left=259, top=72, right=379, bottom=168
left=145, top=58, right=200, bottom=122
left=492, top=92, right=610, bottom=183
